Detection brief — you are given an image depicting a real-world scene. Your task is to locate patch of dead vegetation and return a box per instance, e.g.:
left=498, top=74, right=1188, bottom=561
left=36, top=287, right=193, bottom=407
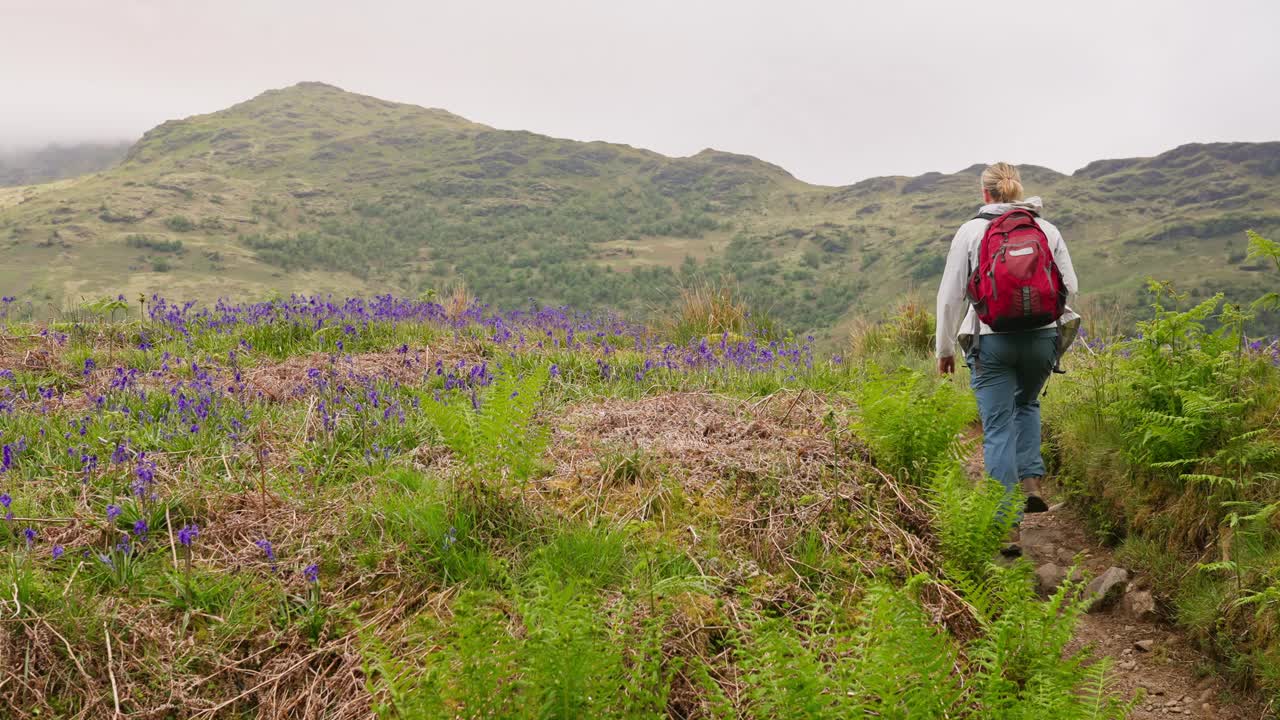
left=0, top=332, right=65, bottom=374
left=518, top=390, right=983, bottom=709
left=243, top=348, right=438, bottom=402
left=532, top=391, right=968, bottom=621
left=4, top=344, right=483, bottom=416
left=1, top=599, right=375, bottom=720
left=0, top=471, right=394, bottom=719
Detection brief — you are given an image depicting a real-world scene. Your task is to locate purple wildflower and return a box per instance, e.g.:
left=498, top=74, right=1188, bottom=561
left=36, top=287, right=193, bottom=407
left=23, top=527, right=36, bottom=545
left=52, top=544, right=64, bottom=560
left=132, top=454, right=156, bottom=497
left=255, top=538, right=275, bottom=561
left=106, top=504, right=122, bottom=522
left=178, top=524, right=198, bottom=547
left=133, top=519, right=149, bottom=538
left=304, top=563, right=320, bottom=583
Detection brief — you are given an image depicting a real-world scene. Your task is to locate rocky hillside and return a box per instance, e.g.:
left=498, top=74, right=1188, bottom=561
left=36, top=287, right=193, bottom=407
left=1, top=82, right=1277, bottom=335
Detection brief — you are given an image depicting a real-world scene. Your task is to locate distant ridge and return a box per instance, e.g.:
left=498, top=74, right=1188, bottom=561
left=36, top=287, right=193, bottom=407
left=0, top=140, right=131, bottom=187
left=1, top=82, right=1277, bottom=336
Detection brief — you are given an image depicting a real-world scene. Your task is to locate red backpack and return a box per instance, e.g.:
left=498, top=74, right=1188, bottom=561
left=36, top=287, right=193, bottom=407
left=966, top=210, right=1066, bottom=332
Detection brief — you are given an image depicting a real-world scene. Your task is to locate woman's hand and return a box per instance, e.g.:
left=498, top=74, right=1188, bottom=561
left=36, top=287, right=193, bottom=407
left=938, top=356, right=955, bottom=375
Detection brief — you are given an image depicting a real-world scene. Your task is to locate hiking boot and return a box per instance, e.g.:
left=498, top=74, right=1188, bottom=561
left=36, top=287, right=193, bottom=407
left=1000, top=525, right=1022, bottom=558
left=1021, top=476, right=1049, bottom=514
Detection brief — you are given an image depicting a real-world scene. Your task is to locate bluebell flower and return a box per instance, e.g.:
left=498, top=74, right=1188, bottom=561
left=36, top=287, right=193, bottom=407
left=133, top=454, right=156, bottom=496
left=23, top=527, right=35, bottom=545
left=106, top=504, right=122, bottom=522
left=52, top=544, right=64, bottom=560
left=255, top=538, right=276, bottom=561
left=304, top=563, right=320, bottom=583
left=178, top=524, right=198, bottom=547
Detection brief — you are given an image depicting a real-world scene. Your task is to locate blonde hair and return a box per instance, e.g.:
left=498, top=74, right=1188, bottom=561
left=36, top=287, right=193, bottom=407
left=981, top=162, right=1024, bottom=203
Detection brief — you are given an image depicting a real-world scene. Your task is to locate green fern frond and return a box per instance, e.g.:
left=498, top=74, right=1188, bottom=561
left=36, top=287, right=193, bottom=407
left=424, top=366, right=551, bottom=484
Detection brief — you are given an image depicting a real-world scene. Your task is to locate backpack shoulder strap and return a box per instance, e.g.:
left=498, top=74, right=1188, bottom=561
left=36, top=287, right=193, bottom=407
left=974, top=208, right=1041, bottom=221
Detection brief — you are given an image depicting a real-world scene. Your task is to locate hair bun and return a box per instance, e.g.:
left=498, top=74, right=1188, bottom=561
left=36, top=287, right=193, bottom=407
left=981, top=162, right=1024, bottom=202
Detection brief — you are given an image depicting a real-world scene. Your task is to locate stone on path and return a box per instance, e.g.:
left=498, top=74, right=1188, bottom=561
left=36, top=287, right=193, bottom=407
left=1135, top=638, right=1155, bottom=652
left=1122, top=588, right=1158, bottom=622
left=1085, top=566, right=1130, bottom=611
left=1035, top=563, right=1066, bottom=594
left=1035, top=562, right=1084, bottom=595
left=1018, top=524, right=1057, bottom=559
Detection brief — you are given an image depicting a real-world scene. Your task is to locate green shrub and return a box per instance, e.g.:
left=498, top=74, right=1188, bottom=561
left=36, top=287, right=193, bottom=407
left=165, top=215, right=196, bottom=232
left=853, top=368, right=976, bottom=481
left=737, top=587, right=961, bottom=719
left=910, top=254, right=946, bottom=281
left=126, top=234, right=184, bottom=253
left=735, top=579, right=1128, bottom=719
left=964, top=567, right=1129, bottom=719
left=930, top=462, right=1018, bottom=583
left=522, top=523, right=632, bottom=591
left=422, top=367, right=551, bottom=484
left=1247, top=230, right=1280, bottom=312
left=360, top=469, right=507, bottom=588
left=373, top=587, right=669, bottom=719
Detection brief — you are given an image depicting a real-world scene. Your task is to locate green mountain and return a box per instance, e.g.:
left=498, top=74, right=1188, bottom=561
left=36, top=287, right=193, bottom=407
left=0, top=141, right=131, bottom=187
left=2, top=82, right=1277, bottom=336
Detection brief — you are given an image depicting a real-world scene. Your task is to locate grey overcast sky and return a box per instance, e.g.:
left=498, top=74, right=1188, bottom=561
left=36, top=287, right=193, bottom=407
left=3, top=0, right=1279, bottom=185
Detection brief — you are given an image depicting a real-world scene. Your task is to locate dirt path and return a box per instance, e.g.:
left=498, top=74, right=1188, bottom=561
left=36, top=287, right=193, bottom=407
left=1018, top=504, right=1272, bottom=719
left=963, top=428, right=1270, bottom=718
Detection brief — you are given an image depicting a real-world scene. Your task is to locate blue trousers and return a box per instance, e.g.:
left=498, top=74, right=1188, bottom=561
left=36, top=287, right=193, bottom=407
left=965, top=329, right=1058, bottom=508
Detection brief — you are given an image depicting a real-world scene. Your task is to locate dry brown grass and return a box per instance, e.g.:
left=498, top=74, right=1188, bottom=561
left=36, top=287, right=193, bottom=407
left=530, top=390, right=976, bottom=640
left=0, top=480, right=391, bottom=719
left=243, top=347, right=438, bottom=402
left=0, top=332, right=65, bottom=374
left=656, top=278, right=775, bottom=345
left=848, top=297, right=935, bottom=358
left=442, top=282, right=475, bottom=321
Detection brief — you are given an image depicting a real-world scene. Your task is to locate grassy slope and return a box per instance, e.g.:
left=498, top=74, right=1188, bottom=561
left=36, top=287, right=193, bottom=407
left=1, top=82, right=1278, bottom=336
left=0, top=304, right=1132, bottom=718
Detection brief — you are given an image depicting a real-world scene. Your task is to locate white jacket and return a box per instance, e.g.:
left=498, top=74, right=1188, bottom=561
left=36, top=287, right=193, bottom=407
left=935, top=196, right=1079, bottom=359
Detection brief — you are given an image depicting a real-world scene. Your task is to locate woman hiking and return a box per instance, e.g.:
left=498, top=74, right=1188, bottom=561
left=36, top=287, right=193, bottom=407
left=935, top=162, right=1079, bottom=546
